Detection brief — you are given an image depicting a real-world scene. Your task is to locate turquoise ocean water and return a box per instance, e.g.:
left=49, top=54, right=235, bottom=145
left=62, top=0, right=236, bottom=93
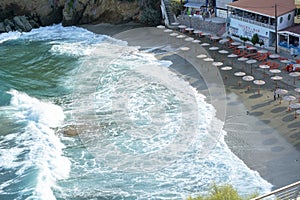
left=0, top=24, right=272, bottom=199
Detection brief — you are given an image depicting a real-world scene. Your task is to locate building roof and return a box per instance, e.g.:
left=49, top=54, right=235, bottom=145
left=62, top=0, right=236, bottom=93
left=184, top=2, right=205, bottom=8
left=279, top=25, right=300, bottom=36
left=228, top=0, right=295, bottom=17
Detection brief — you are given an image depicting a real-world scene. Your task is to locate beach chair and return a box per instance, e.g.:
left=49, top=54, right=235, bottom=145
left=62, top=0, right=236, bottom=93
left=270, top=62, right=279, bottom=69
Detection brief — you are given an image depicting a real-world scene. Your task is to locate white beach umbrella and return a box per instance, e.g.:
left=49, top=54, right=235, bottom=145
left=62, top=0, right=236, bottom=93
left=197, top=54, right=207, bottom=59
left=221, top=66, right=232, bottom=81
left=176, top=35, right=186, bottom=39
left=218, top=50, right=229, bottom=54
left=234, top=71, right=246, bottom=77
left=275, top=88, right=288, bottom=104
left=271, top=75, right=283, bottom=88
left=209, top=46, right=219, bottom=51
left=203, top=58, right=214, bottom=62
left=180, top=47, right=190, bottom=51
left=231, top=42, right=241, bottom=46
left=192, top=39, right=201, bottom=44
left=185, top=37, right=194, bottom=42
left=228, top=54, right=238, bottom=58
left=242, top=75, right=254, bottom=81
left=289, top=72, right=300, bottom=85
left=246, top=59, right=257, bottom=74
left=170, top=33, right=179, bottom=37
left=291, top=103, right=300, bottom=118
left=157, top=25, right=165, bottom=29
left=234, top=71, right=246, bottom=86
left=269, top=69, right=281, bottom=74
left=295, top=88, right=300, bottom=102
left=253, top=80, right=265, bottom=94
left=212, top=62, right=223, bottom=67
left=259, top=64, right=270, bottom=77
left=221, top=66, right=232, bottom=71
left=219, top=39, right=229, bottom=44
left=242, top=75, right=254, bottom=90
left=164, top=29, right=173, bottom=33
left=201, top=43, right=210, bottom=47
left=283, top=95, right=296, bottom=110
left=257, top=49, right=268, bottom=54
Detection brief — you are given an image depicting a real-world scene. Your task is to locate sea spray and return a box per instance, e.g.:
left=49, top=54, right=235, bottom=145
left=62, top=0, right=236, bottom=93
left=0, top=90, right=70, bottom=199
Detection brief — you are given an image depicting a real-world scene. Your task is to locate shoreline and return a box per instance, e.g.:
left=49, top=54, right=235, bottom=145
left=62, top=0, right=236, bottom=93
left=81, top=23, right=300, bottom=190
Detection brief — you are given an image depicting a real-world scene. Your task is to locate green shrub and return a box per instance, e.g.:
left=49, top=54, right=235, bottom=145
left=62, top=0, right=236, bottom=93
left=251, top=33, right=259, bottom=45
left=140, top=7, right=161, bottom=26
left=170, top=0, right=183, bottom=16
left=187, top=183, right=258, bottom=200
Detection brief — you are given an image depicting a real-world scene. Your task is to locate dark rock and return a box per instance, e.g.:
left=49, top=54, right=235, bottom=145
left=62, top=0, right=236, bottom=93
left=18, top=16, right=32, bottom=31
left=63, top=125, right=79, bottom=136
left=4, top=24, right=12, bottom=32
left=3, top=19, right=14, bottom=29
left=0, top=22, right=5, bottom=33
left=29, top=19, right=39, bottom=28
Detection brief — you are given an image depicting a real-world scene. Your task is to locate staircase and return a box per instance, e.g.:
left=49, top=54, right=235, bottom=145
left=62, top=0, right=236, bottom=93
left=161, top=0, right=176, bottom=27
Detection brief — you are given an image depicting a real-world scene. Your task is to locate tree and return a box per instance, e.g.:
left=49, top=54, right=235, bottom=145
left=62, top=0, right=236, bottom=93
left=251, top=33, right=259, bottom=45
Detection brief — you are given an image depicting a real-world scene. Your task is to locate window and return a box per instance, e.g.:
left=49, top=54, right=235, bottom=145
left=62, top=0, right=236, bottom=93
left=280, top=17, right=283, bottom=23
left=288, top=14, right=291, bottom=21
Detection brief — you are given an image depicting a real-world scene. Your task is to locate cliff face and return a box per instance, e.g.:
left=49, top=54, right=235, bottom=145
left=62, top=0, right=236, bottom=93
left=0, top=0, right=140, bottom=32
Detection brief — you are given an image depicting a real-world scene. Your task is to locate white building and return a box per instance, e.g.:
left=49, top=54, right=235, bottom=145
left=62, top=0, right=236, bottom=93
left=227, top=0, right=295, bottom=48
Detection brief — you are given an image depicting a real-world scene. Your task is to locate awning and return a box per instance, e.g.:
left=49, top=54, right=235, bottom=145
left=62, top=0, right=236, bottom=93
left=184, top=3, right=204, bottom=8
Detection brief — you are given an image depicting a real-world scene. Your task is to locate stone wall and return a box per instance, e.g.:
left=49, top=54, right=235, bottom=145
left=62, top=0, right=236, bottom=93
left=177, top=15, right=225, bottom=36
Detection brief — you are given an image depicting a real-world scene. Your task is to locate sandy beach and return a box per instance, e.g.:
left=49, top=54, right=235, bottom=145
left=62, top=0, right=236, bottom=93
left=81, top=23, right=300, bottom=191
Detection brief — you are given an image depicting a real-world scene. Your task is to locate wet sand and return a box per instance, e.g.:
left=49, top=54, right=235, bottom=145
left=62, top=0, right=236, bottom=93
left=81, top=23, right=300, bottom=190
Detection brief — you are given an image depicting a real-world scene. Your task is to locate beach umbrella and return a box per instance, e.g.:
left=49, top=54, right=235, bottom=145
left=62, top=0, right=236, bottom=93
left=180, top=47, right=190, bottom=51
left=269, top=69, right=281, bottom=74
left=295, top=88, right=300, bottom=102
left=246, top=59, right=257, bottom=74
left=238, top=57, right=248, bottom=71
left=170, top=33, right=179, bottom=37
left=176, top=35, right=186, bottom=39
left=228, top=54, right=238, bottom=58
left=253, top=80, right=265, bottom=94
left=283, top=95, right=296, bottom=111
left=218, top=50, right=229, bottom=54
left=275, top=88, right=288, bottom=104
left=219, top=38, right=229, bottom=44
left=221, top=66, right=232, bottom=71
left=257, top=49, right=268, bottom=54
left=209, top=46, right=219, bottom=50
left=201, top=43, right=210, bottom=47
left=242, top=75, right=254, bottom=91
left=271, top=75, right=283, bottom=88
left=221, top=66, right=232, bottom=81
left=231, top=42, right=241, bottom=46
left=164, top=29, right=172, bottom=33
left=193, top=30, right=202, bottom=37
left=296, top=109, right=300, bottom=118
left=157, top=25, right=165, bottom=29
left=228, top=54, right=238, bottom=65
left=237, top=45, right=247, bottom=49
left=203, top=58, right=214, bottom=62
left=209, top=46, right=219, bottom=58
left=192, top=39, right=201, bottom=44
left=212, top=62, right=223, bottom=67
left=197, top=54, right=207, bottom=59
left=269, top=54, right=280, bottom=59
left=290, top=102, right=300, bottom=118
left=234, top=71, right=246, bottom=77
left=202, top=32, right=211, bottom=37
left=259, top=64, right=270, bottom=77
left=289, top=72, right=300, bottom=85
left=185, top=37, right=194, bottom=42
left=234, top=71, right=246, bottom=86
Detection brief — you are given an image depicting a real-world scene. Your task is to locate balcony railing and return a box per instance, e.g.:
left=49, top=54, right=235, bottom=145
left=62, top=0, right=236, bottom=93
left=251, top=181, right=300, bottom=200
left=231, top=15, right=275, bottom=30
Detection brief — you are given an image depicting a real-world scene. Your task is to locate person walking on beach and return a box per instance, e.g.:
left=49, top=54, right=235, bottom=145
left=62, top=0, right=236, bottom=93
left=273, top=89, right=276, bottom=101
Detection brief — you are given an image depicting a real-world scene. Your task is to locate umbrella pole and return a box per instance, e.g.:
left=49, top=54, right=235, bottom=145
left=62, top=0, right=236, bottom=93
left=295, top=110, right=297, bottom=119
left=258, top=85, right=260, bottom=94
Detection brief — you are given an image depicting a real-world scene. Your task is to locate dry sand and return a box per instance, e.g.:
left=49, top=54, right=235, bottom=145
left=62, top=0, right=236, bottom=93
left=81, top=23, right=300, bottom=190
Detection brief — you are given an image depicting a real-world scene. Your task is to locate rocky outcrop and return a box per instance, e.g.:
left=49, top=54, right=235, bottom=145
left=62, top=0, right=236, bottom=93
left=0, top=0, right=141, bottom=33
left=62, top=0, right=140, bottom=26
